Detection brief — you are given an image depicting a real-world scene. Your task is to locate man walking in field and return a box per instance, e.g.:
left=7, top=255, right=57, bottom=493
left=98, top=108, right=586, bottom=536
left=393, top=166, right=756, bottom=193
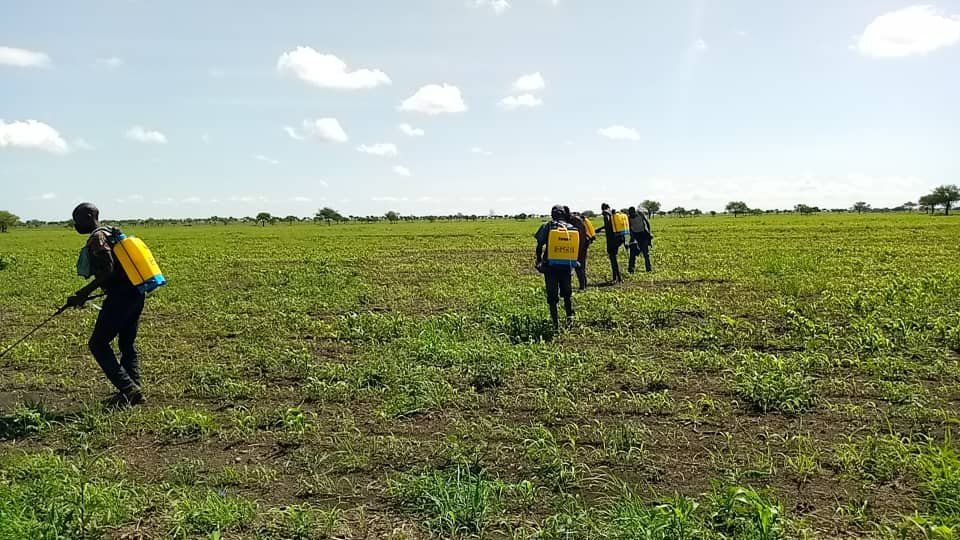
left=534, top=205, right=577, bottom=328
left=627, top=206, right=653, bottom=273
left=594, top=203, right=625, bottom=283
left=66, top=203, right=146, bottom=406
left=563, top=206, right=594, bottom=290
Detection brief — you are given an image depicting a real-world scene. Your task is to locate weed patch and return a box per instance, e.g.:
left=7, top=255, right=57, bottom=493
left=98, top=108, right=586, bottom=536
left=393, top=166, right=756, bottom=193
left=0, top=451, right=145, bottom=539
left=733, top=353, right=818, bottom=415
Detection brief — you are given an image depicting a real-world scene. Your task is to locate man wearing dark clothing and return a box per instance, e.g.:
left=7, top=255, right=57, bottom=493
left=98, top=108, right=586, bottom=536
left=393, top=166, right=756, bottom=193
left=564, top=207, right=593, bottom=290
left=594, top=203, right=624, bottom=283
left=67, top=203, right=146, bottom=406
left=534, top=205, right=577, bottom=328
left=627, top=206, right=653, bottom=273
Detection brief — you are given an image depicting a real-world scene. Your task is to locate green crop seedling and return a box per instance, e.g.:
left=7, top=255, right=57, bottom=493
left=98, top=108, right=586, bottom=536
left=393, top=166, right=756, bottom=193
left=1, top=213, right=959, bottom=537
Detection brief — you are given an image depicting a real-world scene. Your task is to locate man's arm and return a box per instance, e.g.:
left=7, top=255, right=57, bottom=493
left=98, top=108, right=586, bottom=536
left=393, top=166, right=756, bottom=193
left=75, top=276, right=102, bottom=297
left=534, top=224, right=548, bottom=269
left=68, top=234, right=115, bottom=306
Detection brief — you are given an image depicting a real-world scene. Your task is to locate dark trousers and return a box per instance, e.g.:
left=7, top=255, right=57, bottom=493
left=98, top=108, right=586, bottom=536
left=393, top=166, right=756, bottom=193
left=629, top=237, right=652, bottom=273
left=607, top=249, right=623, bottom=282
left=544, top=266, right=574, bottom=326
left=89, top=288, right=145, bottom=393
left=606, top=236, right=624, bottom=282
left=575, top=247, right=588, bottom=289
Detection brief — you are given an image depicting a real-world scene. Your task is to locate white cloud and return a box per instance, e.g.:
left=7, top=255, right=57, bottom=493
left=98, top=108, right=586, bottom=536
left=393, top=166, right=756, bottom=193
left=283, top=125, right=305, bottom=141
left=40, top=192, right=56, bottom=200
left=184, top=196, right=202, bottom=204
left=292, top=196, right=312, bottom=202
left=471, top=146, right=493, bottom=156
left=372, top=196, right=409, bottom=202
left=400, top=84, right=467, bottom=115
left=398, top=123, right=425, bottom=137
left=300, top=118, right=348, bottom=143
left=393, top=165, right=412, bottom=177
left=500, top=94, right=543, bottom=109
left=857, top=6, right=960, bottom=58
left=96, top=56, right=123, bottom=69
left=694, top=38, right=708, bottom=51
left=73, top=138, right=95, bottom=151
left=201, top=133, right=211, bottom=144
left=513, top=72, right=546, bottom=92
left=128, top=194, right=144, bottom=201
left=357, top=143, right=398, bottom=157
left=253, top=154, right=279, bottom=165
left=318, top=179, right=330, bottom=188
left=229, top=195, right=269, bottom=203
left=598, top=125, right=640, bottom=141
left=472, top=0, right=510, bottom=15
left=0, top=46, right=51, bottom=68
left=277, top=47, right=391, bottom=90
left=124, top=125, right=167, bottom=144
left=0, top=119, right=70, bottom=154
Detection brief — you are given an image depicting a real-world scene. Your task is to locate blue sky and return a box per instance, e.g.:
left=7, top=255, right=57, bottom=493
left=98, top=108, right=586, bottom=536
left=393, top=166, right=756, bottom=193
left=2, top=0, right=959, bottom=220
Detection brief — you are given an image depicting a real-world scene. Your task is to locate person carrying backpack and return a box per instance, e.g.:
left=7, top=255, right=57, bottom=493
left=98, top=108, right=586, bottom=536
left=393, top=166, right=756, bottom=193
left=534, top=205, right=578, bottom=328
left=563, top=206, right=594, bottom=290
left=594, top=203, right=626, bottom=283
left=66, top=203, right=147, bottom=406
left=627, top=206, right=653, bottom=273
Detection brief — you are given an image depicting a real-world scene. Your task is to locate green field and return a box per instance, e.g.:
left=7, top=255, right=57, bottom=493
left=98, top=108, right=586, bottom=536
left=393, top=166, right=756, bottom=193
left=1, top=213, right=960, bottom=539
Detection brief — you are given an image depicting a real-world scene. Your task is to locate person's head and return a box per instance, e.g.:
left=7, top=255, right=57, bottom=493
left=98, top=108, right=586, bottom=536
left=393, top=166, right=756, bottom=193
left=628, top=207, right=637, bottom=217
left=601, top=203, right=610, bottom=212
left=72, top=203, right=100, bottom=234
left=550, top=204, right=565, bottom=221
left=562, top=205, right=572, bottom=220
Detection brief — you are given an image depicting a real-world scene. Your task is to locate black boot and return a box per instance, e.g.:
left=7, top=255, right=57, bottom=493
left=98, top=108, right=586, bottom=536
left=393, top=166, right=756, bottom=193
left=549, top=304, right=560, bottom=329
left=576, top=268, right=587, bottom=290
left=563, top=298, right=574, bottom=323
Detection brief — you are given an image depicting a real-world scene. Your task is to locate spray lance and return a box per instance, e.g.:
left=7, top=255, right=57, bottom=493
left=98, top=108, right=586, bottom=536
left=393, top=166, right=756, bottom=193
left=0, top=293, right=106, bottom=360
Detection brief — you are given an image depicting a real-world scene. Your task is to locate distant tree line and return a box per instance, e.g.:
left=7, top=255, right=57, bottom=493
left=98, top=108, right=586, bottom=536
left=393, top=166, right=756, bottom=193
left=1, top=184, right=957, bottom=231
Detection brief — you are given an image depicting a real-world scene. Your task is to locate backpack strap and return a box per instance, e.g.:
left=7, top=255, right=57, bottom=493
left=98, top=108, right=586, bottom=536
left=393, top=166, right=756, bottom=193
left=90, top=226, right=121, bottom=246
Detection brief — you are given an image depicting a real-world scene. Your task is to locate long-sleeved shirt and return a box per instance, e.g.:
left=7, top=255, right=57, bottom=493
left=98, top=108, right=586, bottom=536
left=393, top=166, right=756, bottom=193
left=87, top=227, right=134, bottom=292
left=595, top=211, right=623, bottom=253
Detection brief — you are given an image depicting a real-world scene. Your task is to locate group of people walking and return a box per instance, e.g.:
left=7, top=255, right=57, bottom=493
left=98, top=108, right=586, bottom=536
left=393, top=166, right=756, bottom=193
left=534, top=203, right=654, bottom=328
left=52, top=201, right=652, bottom=408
